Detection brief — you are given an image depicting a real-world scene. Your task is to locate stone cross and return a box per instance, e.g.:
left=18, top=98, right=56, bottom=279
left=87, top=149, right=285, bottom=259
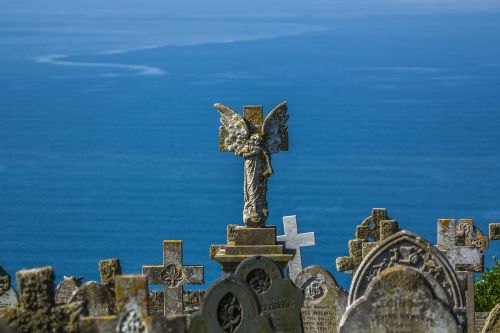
left=436, top=219, right=483, bottom=272
left=142, top=240, right=204, bottom=315
left=277, top=215, right=315, bottom=280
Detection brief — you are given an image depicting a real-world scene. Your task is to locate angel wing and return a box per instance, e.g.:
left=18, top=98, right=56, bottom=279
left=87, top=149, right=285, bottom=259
left=263, top=101, right=288, bottom=154
left=214, top=103, right=249, bottom=153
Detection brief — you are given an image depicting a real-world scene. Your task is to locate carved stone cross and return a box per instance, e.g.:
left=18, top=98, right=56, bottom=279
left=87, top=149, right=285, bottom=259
left=142, top=240, right=204, bottom=315
left=277, top=215, right=315, bottom=280
left=436, top=219, right=483, bottom=272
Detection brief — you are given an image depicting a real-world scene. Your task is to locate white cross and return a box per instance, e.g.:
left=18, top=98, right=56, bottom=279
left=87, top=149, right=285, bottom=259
left=436, top=219, right=482, bottom=271
left=277, top=215, right=315, bottom=281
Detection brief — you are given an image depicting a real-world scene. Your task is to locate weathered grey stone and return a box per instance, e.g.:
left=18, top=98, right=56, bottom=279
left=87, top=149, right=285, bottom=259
left=235, top=255, right=304, bottom=333
left=0, top=266, right=18, bottom=308
left=216, top=102, right=288, bottom=227
left=481, top=303, right=500, bottom=333
left=99, top=258, right=121, bottom=289
left=54, top=276, right=84, bottom=305
left=489, top=223, right=500, bottom=240
left=0, top=266, right=83, bottom=333
left=277, top=215, right=315, bottom=281
left=69, top=281, right=115, bottom=316
left=80, top=274, right=186, bottom=333
left=339, top=266, right=461, bottom=333
left=142, top=240, right=204, bottom=315
left=294, top=265, right=348, bottom=333
left=343, top=230, right=466, bottom=331
left=188, top=274, right=274, bottom=333
left=148, top=290, right=205, bottom=317
left=336, top=208, right=400, bottom=273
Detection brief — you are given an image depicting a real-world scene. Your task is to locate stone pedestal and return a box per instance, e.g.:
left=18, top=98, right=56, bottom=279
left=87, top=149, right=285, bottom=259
left=212, top=225, right=293, bottom=273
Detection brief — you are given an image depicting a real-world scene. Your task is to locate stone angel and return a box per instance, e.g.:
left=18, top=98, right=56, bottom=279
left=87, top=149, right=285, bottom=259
left=215, top=101, right=288, bottom=227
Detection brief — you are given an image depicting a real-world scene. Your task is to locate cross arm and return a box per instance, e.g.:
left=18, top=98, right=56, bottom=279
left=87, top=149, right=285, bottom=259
left=183, top=265, right=204, bottom=285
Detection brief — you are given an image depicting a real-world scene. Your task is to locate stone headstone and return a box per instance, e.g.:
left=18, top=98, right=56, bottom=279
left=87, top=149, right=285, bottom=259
left=55, top=276, right=84, bottom=305
left=295, top=265, right=348, bottom=333
left=99, top=258, right=122, bottom=289
left=143, top=240, right=204, bottom=315
left=340, top=266, right=461, bottom=333
left=0, top=266, right=18, bottom=308
left=336, top=208, right=400, bottom=273
left=80, top=274, right=186, bottom=333
left=340, top=230, right=466, bottom=332
left=235, top=255, right=304, bottom=333
left=489, top=223, right=500, bottom=240
left=482, top=303, right=500, bottom=333
left=0, top=266, right=83, bottom=333
left=69, top=281, right=115, bottom=316
left=277, top=215, right=315, bottom=281
left=188, top=274, right=274, bottom=333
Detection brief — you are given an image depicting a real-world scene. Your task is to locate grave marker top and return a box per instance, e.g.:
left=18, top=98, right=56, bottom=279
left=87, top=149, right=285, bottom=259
left=99, top=258, right=121, bottom=289
left=55, top=276, right=84, bottom=305
left=142, top=240, right=204, bottom=315
left=189, top=274, right=275, bottom=333
left=277, top=215, right=315, bottom=280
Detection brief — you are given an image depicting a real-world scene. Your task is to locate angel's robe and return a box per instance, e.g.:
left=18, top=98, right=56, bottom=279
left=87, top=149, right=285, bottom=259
left=243, top=144, right=272, bottom=227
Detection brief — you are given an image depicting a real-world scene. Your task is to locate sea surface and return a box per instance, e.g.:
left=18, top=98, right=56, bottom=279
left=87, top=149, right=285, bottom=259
left=1, top=2, right=499, bottom=290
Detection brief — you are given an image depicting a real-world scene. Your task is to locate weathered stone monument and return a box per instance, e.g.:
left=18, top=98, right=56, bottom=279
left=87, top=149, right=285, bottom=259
left=98, top=258, right=122, bottom=290
left=295, top=265, right=348, bottom=333
left=148, top=290, right=206, bottom=317
left=0, top=266, right=18, bottom=308
left=0, top=266, right=83, bottom=333
left=142, top=240, right=204, bottom=315
left=339, top=230, right=466, bottom=332
left=277, top=215, right=315, bottom=281
left=188, top=274, right=275, bottom=333
left=211, top=102, right=293, bottom=273
left=336, top=208, right=400, bottom=273
left=80, top=274, right=186, bottom=333
left=489, top=223, right=500, bottom=240
left=234, top=255, right=304, bottom=333
left=55, top=276, right=84, bottom=305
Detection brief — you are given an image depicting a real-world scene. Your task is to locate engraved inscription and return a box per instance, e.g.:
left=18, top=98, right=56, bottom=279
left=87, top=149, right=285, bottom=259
left=217, top=293, right=242, bottom=333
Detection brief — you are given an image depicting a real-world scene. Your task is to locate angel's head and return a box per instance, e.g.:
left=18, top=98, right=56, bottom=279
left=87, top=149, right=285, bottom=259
left=249, top=133, right=263, bottom=146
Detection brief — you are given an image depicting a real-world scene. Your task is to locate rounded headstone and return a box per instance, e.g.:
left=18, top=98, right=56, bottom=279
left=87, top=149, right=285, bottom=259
left=69, top=281, right=115, bottom=317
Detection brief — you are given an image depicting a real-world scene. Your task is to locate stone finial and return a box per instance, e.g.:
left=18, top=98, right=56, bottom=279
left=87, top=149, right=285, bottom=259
left=99, top=258, right=122, bottom=289
left=336, top=208, right=400, bottom=273
left=489, top=223, right=500, bottom=240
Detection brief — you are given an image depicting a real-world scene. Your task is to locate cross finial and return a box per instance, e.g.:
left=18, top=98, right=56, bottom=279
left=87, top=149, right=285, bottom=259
left=277, top=215, right=315, bottom=280
left=142, top=240, right=204, bottom=315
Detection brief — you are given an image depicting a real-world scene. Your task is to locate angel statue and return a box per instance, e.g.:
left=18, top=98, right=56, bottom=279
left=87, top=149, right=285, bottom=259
left=215, top=102, right=288, bottom=228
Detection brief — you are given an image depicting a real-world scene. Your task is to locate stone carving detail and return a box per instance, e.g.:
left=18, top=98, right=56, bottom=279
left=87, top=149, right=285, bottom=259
left=336, top=208, right=400, bottom=273
left=118, top=309, right=148, bottom=333
left=217, top=293, right=242, bottom=333
left=216, top=102, right=288, bottom=227
left=160, top=265, right=184, bottom=288
left=303, top=274, right=327, bottom=303
left=246, top=269, right=271, bottom=294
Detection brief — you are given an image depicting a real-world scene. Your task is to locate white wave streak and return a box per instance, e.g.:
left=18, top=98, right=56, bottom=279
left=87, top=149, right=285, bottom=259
left=35, top=54, right=166, bottom=76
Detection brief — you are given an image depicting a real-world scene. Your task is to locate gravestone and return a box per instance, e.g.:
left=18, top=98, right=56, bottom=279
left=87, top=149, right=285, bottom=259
left=55, top=276, right=84, bottom=305
left=489, top=223, right=500, bottom=240
left=340, top=266, right=461, bottom=332
left=0, top=266, right=18, bottom=308
left=0, top=266, right=83, bottom=333
left=99, top=258, right=121, bottom=289
left=148, top=290, right=205, bottom=317
left=336, top=208, right=400, bottom=273
left=235, top=255, right=304, bottom=333
left=295, top=265, right=348, bottom=333
left=340, top=230, right=466, bottom=332
left=69, top=281, right=115, bottom=316
left=142, top=240, right=204, bottom=315
left=481, top=303, right=500, bottom=333
left=277, top=215, right=315, bottom=281
left=80, top=274, right=187, bottom=333
left=188, top=274, right=275, bottom=333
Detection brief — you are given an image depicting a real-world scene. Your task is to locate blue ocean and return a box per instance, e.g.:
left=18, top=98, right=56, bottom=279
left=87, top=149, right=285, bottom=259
left=1, top=1, right=499, bottom=290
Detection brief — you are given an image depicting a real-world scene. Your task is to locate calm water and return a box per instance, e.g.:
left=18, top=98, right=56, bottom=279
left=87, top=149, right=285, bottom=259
left=1, top=3, right=499, bottom=289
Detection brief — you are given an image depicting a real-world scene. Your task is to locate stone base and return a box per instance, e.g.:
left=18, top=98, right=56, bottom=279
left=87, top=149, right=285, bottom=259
left=212, top=225, right=293, bottom=273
